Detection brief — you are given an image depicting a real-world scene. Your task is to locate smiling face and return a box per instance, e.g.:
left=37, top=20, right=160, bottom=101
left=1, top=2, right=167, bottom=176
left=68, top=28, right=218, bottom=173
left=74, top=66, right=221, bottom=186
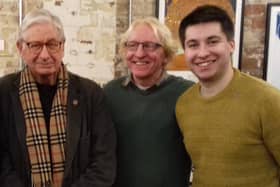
left=125, top=24, right=167, bottom=87
left=184, top=22, right=234, bottom=84
left=17, top=22, right=64, bottom=85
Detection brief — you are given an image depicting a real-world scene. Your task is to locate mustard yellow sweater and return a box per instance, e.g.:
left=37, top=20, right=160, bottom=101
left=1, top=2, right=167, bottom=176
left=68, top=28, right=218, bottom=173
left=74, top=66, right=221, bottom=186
left=176, top=70, right=280, bottom=187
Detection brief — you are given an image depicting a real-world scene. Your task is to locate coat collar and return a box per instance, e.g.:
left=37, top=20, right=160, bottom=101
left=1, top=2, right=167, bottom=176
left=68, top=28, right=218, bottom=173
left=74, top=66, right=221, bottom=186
left=64, top=73, right=82, bottom=175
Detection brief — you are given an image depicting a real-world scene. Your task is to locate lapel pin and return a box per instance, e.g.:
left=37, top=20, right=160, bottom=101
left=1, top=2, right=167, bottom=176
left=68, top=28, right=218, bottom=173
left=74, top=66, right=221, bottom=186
left=72, top=99, right=79, bottom=106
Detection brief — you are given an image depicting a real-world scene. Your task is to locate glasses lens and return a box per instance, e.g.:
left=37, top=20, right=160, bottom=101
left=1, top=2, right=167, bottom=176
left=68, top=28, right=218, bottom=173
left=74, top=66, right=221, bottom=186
left=143, top=42, right=161, bottom=51
left=125, top=41, right=139, bottom=51
left=125, top=41, right=161, bottom=52
left=24, top=41, right=61, bottom=54
left=27, top=42, right=43, bottom=54
left=46, top=41, right=61, bottom=52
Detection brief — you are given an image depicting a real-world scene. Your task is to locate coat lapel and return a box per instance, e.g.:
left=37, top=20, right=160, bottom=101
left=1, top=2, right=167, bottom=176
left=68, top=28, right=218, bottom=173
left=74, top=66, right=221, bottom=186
left=64, top=75, right=82, bottom=176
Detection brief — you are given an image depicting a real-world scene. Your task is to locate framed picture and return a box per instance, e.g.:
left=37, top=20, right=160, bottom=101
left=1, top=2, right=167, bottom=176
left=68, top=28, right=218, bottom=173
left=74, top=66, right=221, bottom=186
left=263, top=3, right=280, bottom=89
left=156, top=0, right=244, bottom=70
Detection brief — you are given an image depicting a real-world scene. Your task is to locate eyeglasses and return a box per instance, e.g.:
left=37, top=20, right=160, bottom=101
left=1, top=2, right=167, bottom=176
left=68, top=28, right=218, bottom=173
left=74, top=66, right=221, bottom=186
left=125, top=41, right=162, bottom=52
left=23, top=40, right=63, bottom=54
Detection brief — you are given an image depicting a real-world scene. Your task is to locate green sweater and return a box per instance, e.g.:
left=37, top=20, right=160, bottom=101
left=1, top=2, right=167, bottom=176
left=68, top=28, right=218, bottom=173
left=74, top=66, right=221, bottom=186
left=176, top=69, right=280, bottom=187
left=104, top=75, right=193, bottom=187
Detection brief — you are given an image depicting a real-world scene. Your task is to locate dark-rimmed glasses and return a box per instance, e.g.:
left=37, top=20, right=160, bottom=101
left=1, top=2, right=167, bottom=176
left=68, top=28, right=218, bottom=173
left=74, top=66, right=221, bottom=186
left=125, top=41, right=162, bottom=52
left=22, top=40, right=63, bottom=54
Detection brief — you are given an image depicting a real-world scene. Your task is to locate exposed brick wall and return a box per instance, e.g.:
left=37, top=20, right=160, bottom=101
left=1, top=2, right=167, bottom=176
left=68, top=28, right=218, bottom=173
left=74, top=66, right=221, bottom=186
left=242, top=0, right=280, bottom=79
left=0, top=0, right=116, bottom=85
left=242, top=2, right=266, bottom=78
left=0, top=1, right=20, bottom=76
left=0, top=0, right=277, bottom=81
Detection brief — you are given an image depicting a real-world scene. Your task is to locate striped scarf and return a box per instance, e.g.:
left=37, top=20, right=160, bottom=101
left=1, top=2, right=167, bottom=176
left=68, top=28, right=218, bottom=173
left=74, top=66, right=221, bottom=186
left=19, top=65, right=68, bottom=187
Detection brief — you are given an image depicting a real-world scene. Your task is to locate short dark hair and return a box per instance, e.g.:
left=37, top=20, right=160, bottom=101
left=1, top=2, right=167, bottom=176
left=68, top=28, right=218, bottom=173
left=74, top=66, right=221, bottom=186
left=178, top=5, right=234, bottom=49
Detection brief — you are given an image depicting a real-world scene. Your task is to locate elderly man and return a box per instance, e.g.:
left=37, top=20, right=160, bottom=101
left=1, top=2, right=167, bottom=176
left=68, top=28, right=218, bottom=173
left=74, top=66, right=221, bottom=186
left=0, top=9, right=116, bottom=187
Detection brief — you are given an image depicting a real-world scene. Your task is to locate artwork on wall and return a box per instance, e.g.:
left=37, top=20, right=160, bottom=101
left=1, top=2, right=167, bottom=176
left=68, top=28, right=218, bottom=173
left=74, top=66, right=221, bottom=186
left=264, top=3, right=280, bottom=90
left=156, top=0, right=244, bottom=82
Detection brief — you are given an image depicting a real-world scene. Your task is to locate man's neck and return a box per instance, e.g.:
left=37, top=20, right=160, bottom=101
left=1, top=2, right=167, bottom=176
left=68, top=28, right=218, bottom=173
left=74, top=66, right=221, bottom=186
left=200, top=67, right=234, bottom=98
left=34, top=74, right=58, bottom=86
left=133, top=69, right=164, bottom=89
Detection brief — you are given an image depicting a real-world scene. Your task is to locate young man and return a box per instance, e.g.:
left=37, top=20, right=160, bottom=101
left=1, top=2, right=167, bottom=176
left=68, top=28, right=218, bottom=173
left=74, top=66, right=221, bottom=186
left=176, top=5, right=280, bottom=187
left=0, top=9, right=116, bottom=187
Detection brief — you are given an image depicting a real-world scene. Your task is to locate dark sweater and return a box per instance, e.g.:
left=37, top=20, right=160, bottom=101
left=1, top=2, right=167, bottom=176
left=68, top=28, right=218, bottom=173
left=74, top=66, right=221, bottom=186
left=36, top=83, right=57, bottom=128
left=104, top=75, right=193, bottom=187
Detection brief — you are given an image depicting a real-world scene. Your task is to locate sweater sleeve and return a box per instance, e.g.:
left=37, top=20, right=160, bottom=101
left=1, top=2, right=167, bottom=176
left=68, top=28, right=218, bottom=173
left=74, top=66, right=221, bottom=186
left=261, top=87, right=280, bottom=167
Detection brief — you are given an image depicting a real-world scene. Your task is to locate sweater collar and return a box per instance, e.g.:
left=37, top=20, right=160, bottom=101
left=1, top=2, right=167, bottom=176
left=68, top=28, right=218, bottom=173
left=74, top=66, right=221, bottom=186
left=121, top=71, right=169, bottom=89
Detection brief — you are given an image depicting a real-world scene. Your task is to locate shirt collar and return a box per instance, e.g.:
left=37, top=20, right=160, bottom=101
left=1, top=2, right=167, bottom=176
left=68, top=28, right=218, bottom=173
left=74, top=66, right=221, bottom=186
left=122, top=71, right=169, bottom=88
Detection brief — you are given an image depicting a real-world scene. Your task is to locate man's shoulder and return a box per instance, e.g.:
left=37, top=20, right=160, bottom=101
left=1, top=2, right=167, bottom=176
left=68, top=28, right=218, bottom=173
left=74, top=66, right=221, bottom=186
left=238, top=72, right=280, bottom=97
left=68, top=72, right=103, bottom=93
left=168, top=75, right=194, bottom=87
left=0, top=72, right=20, bottom=88
left=0, top=71, right=19, bottom=81
left=164, top=75, right=195, bottom=96
left=69, top=72, right=94, bottom=83
left=176, top=83, right=197, bottom=106
left=103, top=77, right=126, bottom=91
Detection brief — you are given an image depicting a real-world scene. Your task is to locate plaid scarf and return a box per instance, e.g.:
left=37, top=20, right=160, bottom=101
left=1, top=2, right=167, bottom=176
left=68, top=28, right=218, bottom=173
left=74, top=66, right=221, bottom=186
left=19, top=65, right=68, bottom=187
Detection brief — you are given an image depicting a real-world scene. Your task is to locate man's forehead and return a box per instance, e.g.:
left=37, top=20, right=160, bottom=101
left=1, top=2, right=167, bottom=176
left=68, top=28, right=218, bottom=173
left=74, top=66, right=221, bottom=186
left=185, top=22, right=224, bottom=40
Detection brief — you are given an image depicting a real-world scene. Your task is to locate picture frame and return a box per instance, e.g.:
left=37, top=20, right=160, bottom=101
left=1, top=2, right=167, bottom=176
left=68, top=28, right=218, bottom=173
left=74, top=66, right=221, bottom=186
left=263, top=3, right=280, bottom=89
left=156, top=0, right=244, bottom=70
